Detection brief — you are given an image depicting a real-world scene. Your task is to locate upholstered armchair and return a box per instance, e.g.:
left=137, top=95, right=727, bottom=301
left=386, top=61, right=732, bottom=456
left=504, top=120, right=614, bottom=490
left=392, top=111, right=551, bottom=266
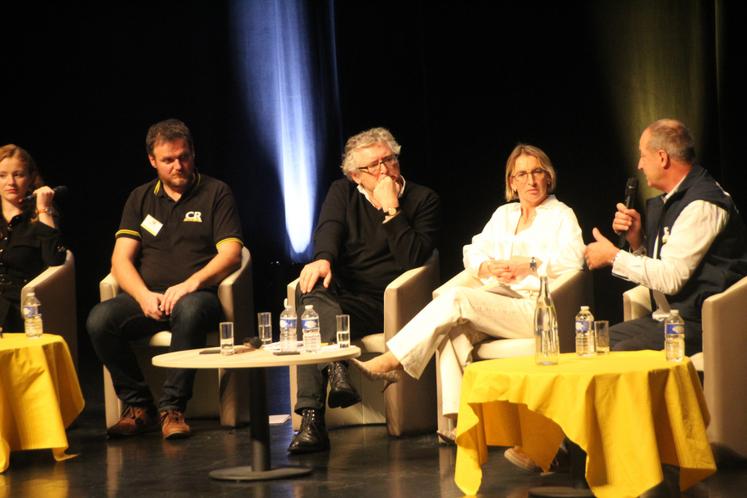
left=288, top=251, right=440, bottom=436
left=21, top=250, right=77, bottom=366
left=101, top=246, right=253, bottom=428
left=623, top=276, right=747, bottom=459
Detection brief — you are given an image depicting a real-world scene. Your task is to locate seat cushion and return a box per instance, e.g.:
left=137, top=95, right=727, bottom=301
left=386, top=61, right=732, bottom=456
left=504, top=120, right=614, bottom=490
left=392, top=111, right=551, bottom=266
left=148, top=331, right=173, bottom=347
left=474, top=338, right=534, bottom=360
left=147, top=330, right=220, bottom=348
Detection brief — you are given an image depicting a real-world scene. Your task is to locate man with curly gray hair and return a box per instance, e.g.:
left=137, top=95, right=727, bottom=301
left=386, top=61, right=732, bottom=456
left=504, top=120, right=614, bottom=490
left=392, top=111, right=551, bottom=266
left=288, top=127, right=440, bottom=454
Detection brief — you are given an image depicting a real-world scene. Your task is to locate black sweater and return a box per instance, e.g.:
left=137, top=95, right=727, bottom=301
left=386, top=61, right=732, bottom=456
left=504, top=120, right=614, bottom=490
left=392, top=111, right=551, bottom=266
left=313, top=178, right=440, bottom=298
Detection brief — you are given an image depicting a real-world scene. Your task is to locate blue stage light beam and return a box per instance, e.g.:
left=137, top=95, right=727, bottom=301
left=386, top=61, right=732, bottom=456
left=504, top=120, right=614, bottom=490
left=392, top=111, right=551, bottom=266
left=231, top=0, right=320, bottom=260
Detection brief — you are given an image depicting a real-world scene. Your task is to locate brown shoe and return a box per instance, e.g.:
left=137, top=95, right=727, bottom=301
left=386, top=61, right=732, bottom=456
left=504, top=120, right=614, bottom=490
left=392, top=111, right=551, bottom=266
left=160, top=409, right=191, bottom=440
left=107, top=405, right=159, bottom=438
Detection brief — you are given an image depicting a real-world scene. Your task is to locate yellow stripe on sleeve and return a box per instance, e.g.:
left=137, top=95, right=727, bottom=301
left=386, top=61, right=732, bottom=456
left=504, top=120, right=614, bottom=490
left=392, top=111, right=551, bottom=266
left=115, top=229, right=141, bottom=239
left=216, top=237, right=243, bottom=249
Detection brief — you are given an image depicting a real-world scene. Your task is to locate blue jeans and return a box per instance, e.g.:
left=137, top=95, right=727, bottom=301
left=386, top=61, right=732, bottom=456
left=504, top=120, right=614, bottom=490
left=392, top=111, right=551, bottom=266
left=87, top=290, right=221, bottom=412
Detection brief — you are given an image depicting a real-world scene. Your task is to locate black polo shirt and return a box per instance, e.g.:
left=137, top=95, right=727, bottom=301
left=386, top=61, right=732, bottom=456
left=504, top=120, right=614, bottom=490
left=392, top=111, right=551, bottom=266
left=116, top=173, right=243, bottom=292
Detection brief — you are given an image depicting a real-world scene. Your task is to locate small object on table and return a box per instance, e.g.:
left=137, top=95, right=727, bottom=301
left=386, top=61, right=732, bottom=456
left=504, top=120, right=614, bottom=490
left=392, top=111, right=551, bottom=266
left=257, top=312, right=272, bottom=348
left=244, top=336, right=262, bottom=349
left=336, top=314, right=350, bottom=348
left=219, top=321, right=235, bottom=355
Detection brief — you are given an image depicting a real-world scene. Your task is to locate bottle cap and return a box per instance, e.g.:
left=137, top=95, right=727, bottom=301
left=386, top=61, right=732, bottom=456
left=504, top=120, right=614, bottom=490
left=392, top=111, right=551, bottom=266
left=581, top=305, right=589, bottom=310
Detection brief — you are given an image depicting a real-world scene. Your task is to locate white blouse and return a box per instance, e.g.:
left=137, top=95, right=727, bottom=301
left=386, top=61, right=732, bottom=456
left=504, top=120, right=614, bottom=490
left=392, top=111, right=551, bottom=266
left=463, top=195, right=585, bottom=296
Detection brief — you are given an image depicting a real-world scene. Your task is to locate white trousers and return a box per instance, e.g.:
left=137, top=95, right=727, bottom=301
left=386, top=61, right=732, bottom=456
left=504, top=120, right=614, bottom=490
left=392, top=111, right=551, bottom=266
left=386, top=286, right=534, bottom=418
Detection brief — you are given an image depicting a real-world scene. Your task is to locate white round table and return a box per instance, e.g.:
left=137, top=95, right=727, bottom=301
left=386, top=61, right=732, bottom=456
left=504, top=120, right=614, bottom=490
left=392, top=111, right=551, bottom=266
left=153, top=344, right=361, bottom=481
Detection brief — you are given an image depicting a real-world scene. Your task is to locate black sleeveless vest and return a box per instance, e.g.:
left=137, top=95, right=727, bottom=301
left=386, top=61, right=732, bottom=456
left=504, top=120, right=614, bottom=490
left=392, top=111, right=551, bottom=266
left=644, top=165, right=747, bottom=322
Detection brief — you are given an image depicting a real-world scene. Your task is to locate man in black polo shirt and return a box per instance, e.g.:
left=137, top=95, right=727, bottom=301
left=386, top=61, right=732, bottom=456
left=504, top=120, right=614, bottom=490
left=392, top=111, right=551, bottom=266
left=288, top=127, right=440, bottom=454
left=87, top=119, right=243, bottom=440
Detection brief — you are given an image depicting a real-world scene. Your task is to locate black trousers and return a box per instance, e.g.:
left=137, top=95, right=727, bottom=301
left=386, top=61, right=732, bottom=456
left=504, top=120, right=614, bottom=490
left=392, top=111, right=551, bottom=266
left=610, top=315, right=702, bottom=357
left=294, top=281, right=383, bottom=413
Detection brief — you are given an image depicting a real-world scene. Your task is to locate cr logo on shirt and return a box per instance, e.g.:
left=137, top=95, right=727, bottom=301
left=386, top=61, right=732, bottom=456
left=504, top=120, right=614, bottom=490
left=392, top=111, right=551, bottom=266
left=184, top=211, right=202, bottom=223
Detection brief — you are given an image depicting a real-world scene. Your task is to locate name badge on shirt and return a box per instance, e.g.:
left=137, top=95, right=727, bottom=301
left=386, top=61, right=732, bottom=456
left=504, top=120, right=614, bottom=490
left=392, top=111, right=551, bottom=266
left=141, top=214, right=163, bottom=237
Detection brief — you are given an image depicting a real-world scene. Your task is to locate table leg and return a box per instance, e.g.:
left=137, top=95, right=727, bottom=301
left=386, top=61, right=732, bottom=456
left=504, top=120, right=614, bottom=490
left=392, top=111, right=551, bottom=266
left=209, top=367, right=312, bottom=481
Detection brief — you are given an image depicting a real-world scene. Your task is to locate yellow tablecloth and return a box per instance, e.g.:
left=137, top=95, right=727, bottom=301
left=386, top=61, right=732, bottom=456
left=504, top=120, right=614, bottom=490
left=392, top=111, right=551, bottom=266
left=454, top=351, right=716, bottom=498
left=0, top=333, right=84, bottom=473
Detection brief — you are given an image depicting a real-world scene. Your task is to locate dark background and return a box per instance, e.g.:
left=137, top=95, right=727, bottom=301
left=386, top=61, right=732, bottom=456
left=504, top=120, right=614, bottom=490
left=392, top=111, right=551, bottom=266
left=2, top=0, right=745, bottom=363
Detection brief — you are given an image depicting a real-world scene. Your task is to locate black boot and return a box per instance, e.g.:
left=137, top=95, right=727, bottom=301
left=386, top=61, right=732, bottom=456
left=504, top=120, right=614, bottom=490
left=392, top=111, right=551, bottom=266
left=327, top=361, right=361, bottom=408
left=288, top=408, right=330, bottom=454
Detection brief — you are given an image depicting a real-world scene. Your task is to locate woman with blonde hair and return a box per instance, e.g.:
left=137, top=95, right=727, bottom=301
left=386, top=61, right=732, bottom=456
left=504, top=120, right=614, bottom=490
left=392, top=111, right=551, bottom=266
left=352, top=143, right=584, bottom=441
left=0, top=144, right=65, bottom=330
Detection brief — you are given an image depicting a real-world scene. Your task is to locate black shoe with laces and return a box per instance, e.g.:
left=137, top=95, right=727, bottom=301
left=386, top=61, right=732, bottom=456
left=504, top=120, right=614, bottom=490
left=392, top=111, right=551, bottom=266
left=287, top=408, right=330, bottom=454
left=327, top=361, right=361, bottom=408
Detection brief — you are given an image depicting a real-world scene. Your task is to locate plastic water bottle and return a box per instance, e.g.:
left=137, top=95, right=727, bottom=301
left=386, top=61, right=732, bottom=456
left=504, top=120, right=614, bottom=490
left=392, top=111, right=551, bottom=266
left=279, top=299, right=298, bottom=352
left=575, top=305, right=595, bottom=357
left=301, top=305, right=321, bottom=353
left=664, top=310, right=685, bottom=362
left=22, top=291, right=44, bottom=338
left=534, top=275, right=559, bottom=365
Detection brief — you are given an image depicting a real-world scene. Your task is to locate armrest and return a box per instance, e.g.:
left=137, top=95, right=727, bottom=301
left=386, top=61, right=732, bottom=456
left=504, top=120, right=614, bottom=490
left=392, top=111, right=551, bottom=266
left=623, top=285, right=651, bottom=321
left=23, top=261, right=69, bottom=298
left=287, top=278, right=300, bottom=310
left=383, top=251, right=440, bottom=342
left=432, top=269, right=481, bottom=299
left=217, top=247, right=254, bottom=339
left=702, top=276, right=747, bottom=415
left=22, top=250, right=78, bottom=365
left=550, top=270, right=592, bottom=353
left=100, top=273, right=121, bottom=302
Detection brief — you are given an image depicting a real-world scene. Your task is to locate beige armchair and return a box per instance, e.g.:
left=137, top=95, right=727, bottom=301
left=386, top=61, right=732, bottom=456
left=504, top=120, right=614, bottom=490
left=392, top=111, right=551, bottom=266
left=623, top=276, right=747, bottom=459
left=433, top=269, right=592, bottom=439
left=21, top=250, right=77, bottom=367
left=102, top=246, right=253, bottom=428
left=288, top=251, right=440, bottom=436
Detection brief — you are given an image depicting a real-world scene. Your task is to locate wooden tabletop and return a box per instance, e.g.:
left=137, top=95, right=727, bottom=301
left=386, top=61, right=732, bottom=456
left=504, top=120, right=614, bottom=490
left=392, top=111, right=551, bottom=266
left=152, top=344, right=361, bottom=369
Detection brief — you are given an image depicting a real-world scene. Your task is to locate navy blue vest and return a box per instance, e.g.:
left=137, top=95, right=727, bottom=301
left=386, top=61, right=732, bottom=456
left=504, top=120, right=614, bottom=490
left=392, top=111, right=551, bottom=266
left=644, top=165, right=747, bottom=323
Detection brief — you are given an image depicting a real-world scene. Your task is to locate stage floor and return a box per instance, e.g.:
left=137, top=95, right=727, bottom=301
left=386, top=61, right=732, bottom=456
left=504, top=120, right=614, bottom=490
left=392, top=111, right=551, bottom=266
left=2, top=360, right=746, bottom=497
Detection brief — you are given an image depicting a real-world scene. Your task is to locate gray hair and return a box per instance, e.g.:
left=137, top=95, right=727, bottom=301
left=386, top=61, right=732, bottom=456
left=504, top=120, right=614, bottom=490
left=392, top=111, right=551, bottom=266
left=340, top=127, right=401, bottom=177
left=645, top=119, right=696, bottom=164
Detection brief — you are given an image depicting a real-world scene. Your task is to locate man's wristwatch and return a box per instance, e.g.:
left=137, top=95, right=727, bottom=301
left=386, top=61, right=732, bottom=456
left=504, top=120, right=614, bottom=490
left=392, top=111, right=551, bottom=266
left=529, top=256, right=537, bottom=272
left=384, top=206, right=400, bottom=217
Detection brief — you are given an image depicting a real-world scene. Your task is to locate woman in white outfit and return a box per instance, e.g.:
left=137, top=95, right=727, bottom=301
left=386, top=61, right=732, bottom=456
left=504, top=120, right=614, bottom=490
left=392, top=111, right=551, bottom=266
left=352, top=143, right=585, bottom=435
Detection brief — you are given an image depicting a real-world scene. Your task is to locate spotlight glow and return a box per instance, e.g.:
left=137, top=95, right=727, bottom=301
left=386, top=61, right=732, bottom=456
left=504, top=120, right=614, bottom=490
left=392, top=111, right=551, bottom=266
left=231, top=0, right=318, bottom=260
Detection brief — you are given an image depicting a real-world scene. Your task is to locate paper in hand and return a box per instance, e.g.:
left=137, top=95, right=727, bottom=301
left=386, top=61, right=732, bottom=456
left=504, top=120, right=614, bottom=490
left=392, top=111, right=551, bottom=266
left=479, top=278, right=523, bottom=299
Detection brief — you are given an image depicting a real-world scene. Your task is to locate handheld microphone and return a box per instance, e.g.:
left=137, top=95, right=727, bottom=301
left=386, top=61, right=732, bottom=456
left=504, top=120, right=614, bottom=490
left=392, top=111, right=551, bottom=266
left=617, top=177, right=638, bottom=248
left=23, top=185, right=68, bottom=203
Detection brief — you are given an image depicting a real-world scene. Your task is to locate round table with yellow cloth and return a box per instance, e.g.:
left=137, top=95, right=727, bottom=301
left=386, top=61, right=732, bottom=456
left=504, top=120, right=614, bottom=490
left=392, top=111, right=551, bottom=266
left=1, top=333, right=84, bottom=473
left=454, top=350, right=716, bottom=498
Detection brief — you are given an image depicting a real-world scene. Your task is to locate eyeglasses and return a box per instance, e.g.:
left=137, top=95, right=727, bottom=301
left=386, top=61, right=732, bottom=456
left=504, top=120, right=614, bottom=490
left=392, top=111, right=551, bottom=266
left=356, top=154, right=399, bottom=175
left=512, top=168, right=547, bottom=183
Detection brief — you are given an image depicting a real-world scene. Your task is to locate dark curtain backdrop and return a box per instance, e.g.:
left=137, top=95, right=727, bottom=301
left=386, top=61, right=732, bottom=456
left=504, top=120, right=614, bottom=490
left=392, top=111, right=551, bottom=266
left=1, top=1, right=744, bottom=362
